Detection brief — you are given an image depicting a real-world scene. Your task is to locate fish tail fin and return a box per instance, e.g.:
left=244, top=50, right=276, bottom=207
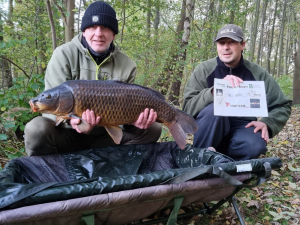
left=167, top=109, right=198, bottom=150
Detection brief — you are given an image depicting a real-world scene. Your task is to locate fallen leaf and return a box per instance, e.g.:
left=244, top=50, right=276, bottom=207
left=291, top=198, right=300, bottom=205
left=247, top=200, right=260, bottom=209
left=271, top=170, right=280, bottom=176
left=288, top=182, right=297, bottom=190
left=271, top=182, right=280, bottom=188
left=262, top=192, right=274, bottom=198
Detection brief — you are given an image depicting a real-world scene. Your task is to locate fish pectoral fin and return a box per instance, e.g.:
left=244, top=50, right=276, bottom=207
left=55, top=117, right=65, bottom=126
left=105, top=126, right=123, bottom=144
left=68, top=114, right=81, bottom=120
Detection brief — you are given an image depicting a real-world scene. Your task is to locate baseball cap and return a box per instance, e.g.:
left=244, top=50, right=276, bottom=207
left=215, top=24, right=244, bottom=42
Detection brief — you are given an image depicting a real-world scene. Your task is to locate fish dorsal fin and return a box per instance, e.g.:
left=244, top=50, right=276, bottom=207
left=108, top=80, right=166, bottom=101
left=105, top=125, right=123, bottom=144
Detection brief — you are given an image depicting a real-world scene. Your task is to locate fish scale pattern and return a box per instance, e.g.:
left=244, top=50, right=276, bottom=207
left=68, top=80, right=177, bottom=126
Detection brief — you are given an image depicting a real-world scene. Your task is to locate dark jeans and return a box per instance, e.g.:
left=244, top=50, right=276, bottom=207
left=24, top=116, right=162, bottom=156
left=193, top=103, right=267, bottom=161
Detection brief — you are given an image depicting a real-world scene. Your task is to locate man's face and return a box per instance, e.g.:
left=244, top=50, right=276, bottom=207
left=83, top=25, right=115, bottom=53
left=216, top=38, right=245, bottom=68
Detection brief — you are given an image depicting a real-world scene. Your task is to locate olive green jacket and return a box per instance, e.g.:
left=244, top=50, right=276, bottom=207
left=45, top=34, right=137, bottom=90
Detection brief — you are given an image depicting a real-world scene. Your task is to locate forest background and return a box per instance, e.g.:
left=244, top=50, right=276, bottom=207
left=0, top=0, right=300, bottom=224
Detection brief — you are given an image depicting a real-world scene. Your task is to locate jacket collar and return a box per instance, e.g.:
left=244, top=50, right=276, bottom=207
left=216, top=55, right=244, bottom=73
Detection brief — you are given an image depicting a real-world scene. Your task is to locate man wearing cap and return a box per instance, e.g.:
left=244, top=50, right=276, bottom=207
left=183, top=24, right=292, bottom=161
left=24, top=1, right=162, bottom=156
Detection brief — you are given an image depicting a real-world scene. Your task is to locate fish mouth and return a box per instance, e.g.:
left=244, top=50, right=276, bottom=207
left=29, top=101, right=39, bottom=112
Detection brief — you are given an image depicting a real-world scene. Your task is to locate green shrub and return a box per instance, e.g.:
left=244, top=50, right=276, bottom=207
left=0, top=74, right=44, bottom=159
left=275, top=75, right=293, bottom=100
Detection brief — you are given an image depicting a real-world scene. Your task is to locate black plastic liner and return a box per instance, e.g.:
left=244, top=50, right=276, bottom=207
left=0, top=142, right=282, bottom=210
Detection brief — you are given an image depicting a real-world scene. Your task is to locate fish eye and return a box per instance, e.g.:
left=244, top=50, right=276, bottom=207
left=46, top=94, right=51, bottom=99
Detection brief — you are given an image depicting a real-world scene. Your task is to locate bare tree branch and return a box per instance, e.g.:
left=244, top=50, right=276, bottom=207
left=52, top=0, right=67, bottom=26
left=45, top=0, right=57, bottom=50
left=0, top=56, right=30, bottom=79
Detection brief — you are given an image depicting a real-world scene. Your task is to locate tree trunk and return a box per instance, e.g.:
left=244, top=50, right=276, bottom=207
left=65, top=0, right=75, bottom=42
left=120, top=0, right=126, bottom=44
left=45, top=0, right=57, bottom=50
left=276, top=0, right=287, bottom=78
left=248, top=0, right=261, bottom=62
left=196, top=0, right=214, bottom=59
left=143, top=0, right=151, bottom=84
left=293, top=24, right=300, bottom=105
left=168, top=0, right=194, bottom=106
left=0, top=0, right=13, bottom=89
left=77, top=0, right=82, bottom=35
left=229, top=0, right=236, bottom=23
left=153, top=2, right=160, bottom=67
left=203, top=0, right=215, bottom=60
left=52, top=0, right=75, bottom=43
left=242, top=0, right=250, bottom=30
left=267, top=0, right=278, bottom=73
left=256, top=0, right=268, bottom=65
left=152, top=0, right=186, bottom=95
left=273, top=29, right=281, bottom=76
left=283, top=7, right=291, bottom=76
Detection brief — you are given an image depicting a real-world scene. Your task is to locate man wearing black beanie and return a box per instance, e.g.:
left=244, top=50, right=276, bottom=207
left=24, top=1, right=162, bottom=156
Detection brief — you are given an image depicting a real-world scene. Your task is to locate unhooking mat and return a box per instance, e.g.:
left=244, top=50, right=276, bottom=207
left=0, top=141, right=282, bottom=225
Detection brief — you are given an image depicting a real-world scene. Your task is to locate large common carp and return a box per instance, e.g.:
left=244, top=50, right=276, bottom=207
left=29, top=80, right=198, bottom=149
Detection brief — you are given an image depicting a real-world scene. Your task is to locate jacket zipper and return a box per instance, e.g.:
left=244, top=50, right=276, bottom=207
left=87, top=51, right=111, bottom=80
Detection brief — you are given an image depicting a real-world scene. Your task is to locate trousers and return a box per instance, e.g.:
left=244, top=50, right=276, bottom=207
left=24, top=116, right=162, bottom=156
left=193, top=103, right=267, bottom=161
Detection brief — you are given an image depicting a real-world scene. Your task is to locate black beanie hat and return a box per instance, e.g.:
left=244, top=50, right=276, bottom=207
left=81, top=1, right=118, bottom=34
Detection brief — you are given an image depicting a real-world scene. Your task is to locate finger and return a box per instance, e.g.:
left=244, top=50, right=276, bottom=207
left=253, top=126, right=261, bottom=133
left=95, top=116, right=100, bottom=124
left=135, top=112, right=144, bottom=126
left=85, top=109, right=91, bottom=123
left=224, top=76, right=236, bottom=87
left=142, top=108, right=149, bottom=125
left=245, top=122, right=254, bottom=128
left=261, top=127, right=266, bottom=139
left=82, top=111, right=87, bottom=121
left=265, top=133, right=269, bottom=142
left=229, top=79, right=236, bottom=88
left=261, top=127, right=267, bottom=142
left=89, top=110, right=95, bottom=125
left=232, top=77, right=240, bottom=87
left=70, top=118, right=80, bottom=127
left=262, top=127, right=269, bottom=142
left=147, top=109, right=155, bottom=126
left=237, top=77, right=243, bottom=82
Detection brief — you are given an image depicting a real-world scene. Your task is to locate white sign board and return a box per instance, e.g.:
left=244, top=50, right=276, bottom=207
left=213, top=78, right=268, bottom=117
